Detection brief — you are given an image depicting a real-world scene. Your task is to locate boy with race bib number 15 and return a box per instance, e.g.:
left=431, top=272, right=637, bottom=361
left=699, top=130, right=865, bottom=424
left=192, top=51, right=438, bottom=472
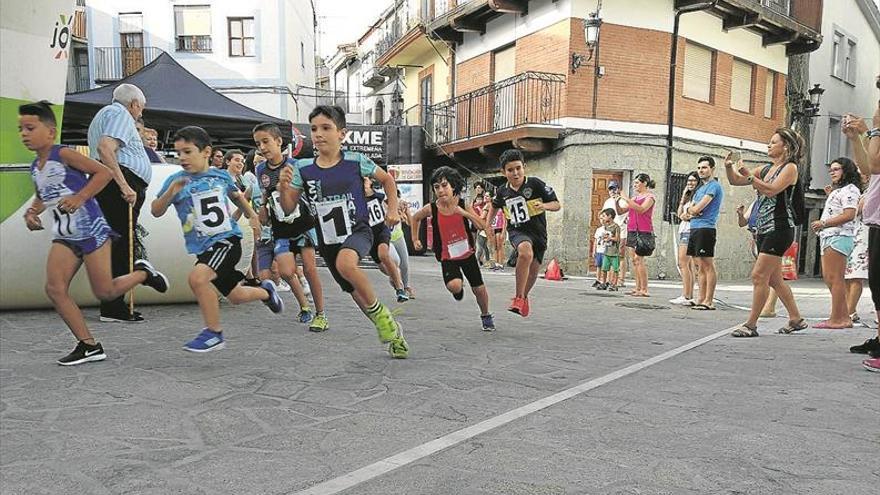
left=151, top=126, right=284, bottom=353
left=20, top=101, right=170, bottom=366
left=278, top=105, right=409, bottom=359
left=486, top=149, right=561, bottom=317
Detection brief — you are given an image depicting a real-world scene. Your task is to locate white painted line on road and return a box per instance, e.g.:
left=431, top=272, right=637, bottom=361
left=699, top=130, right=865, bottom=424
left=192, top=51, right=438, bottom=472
left=292, top=326, right=736, bottom=495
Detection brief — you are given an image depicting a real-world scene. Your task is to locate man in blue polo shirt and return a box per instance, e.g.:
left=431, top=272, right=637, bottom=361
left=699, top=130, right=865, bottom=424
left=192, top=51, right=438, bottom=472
left=685, top=156, right=724, bottom=310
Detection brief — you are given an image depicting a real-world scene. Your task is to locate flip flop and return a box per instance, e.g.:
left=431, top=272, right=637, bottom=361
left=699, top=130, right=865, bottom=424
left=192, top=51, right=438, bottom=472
left=691, top=304, right=710, bottom=310
left=777, top=318, right=808, bottom=334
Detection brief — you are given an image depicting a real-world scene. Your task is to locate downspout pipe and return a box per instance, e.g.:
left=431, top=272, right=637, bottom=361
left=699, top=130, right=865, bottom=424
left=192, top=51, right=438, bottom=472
left=663, top=0, right=717, bottom=220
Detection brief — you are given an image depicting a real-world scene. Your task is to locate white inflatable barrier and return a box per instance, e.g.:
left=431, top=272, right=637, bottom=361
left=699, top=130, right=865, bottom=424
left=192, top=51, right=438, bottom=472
left=0, top=165, right=257, bottom=309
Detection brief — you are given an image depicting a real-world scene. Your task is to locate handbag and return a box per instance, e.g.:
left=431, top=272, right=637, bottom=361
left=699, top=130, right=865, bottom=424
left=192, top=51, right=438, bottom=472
left=633, top=231, right=655, bottom=257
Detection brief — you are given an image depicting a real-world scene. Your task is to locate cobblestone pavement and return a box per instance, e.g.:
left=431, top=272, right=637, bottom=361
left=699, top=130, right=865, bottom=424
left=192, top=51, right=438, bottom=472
left=1, top=257, right=877, bottom=494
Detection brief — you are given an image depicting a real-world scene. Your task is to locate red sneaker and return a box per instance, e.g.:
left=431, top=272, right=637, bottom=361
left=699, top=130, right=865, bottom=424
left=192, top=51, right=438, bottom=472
left=521, top=297, right=530, bottom=317
left=864, top=357, right=880, bottom=373
left=508, top=297, right=525, bottom=316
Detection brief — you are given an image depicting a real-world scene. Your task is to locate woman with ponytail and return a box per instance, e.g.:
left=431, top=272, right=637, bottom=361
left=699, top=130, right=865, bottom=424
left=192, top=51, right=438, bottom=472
left=724, top=127, right=806, bottom=337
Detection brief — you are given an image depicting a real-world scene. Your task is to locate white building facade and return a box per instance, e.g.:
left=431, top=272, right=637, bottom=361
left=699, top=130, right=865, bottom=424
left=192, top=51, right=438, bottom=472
left=84, top=0, right=316, bottom=122
left=808, top=0, right=880, bottom=189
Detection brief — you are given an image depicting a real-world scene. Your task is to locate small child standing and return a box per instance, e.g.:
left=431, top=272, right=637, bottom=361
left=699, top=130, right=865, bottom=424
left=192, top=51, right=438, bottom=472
left=151, top=126, right=283, bottom=353
left=599, top=208, right=621, bottom=291
left=278, top=105, right=409, bottom=358
left=19, top=101, right=169, bottom=365
left=411, top=167, right=495, bottom=331
left=592, top=223, right=607, bottom=288
left=485, top=149, right=561, bottom=317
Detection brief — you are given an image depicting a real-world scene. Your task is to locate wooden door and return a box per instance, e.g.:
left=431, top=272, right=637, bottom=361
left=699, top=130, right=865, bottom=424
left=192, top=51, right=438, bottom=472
left=121, top=33, right=144, bottom=77
left=589, top=172, right=623, bottom=267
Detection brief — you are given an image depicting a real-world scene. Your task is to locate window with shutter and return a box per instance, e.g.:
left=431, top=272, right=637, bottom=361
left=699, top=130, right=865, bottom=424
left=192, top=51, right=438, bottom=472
left=730, top=59, right=753, bottom=113
left=764, top=71, right=774, bottom=118
left=174, top=5, right=212, bottom=53
left=683, top=42, right=713, bottom=103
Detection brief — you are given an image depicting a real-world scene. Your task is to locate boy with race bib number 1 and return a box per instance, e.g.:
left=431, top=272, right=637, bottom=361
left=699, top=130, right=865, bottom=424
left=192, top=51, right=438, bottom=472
left=20, top=101, right=170, bottom=366
left=486, top=149, right=561, bottom=317
left=151, top=126, right=284, bottom=353
left=278, top=105, right=409, bottom=359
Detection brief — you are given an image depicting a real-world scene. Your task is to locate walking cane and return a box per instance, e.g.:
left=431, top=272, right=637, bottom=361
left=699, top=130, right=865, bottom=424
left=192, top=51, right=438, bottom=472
left=128, top=203, right=134, bottom=315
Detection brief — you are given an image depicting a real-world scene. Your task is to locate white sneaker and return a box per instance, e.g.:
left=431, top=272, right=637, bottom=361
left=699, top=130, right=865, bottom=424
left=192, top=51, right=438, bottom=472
left=669, top=295, right=693, bottom=306
left=277, top=280, right=291, bottom=292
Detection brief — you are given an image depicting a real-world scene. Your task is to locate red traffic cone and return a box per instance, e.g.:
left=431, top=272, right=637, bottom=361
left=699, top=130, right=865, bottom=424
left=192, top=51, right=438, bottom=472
left=545, top=257, right=563, bottom=281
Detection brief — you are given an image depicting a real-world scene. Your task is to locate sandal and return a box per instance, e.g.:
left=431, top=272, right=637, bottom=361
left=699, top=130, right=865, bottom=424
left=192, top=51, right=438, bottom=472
left=692, top=304, right=712, bottom=310
left=731, top=324, right=759, bottom=338
left=777, top=318, right=808, bottom=334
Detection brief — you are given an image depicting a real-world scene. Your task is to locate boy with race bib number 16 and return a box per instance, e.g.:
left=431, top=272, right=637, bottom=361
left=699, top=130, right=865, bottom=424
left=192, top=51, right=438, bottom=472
left=20, top=101, right=170, bottom=366
left=278, top=105, right=409, bottom=359
left=486, top=149, right=561, bottom=317
left=151, top=126, right=284, bottom=353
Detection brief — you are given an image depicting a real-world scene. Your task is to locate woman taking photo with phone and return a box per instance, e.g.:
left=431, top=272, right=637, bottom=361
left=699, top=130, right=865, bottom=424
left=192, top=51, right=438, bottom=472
left=725, top=128, right=806, bottom=337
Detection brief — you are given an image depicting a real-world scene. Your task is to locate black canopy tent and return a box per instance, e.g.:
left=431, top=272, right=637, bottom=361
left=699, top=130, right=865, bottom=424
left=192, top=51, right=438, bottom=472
left=62, top=53, right=292, bottom=149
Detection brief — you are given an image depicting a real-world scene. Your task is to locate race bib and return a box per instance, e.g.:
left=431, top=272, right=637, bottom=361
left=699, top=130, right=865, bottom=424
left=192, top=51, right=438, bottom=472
left=50, top=204, right=84, bottom=238
left=367, top=198, right=385, bottom=227
left=505, top=196, right=530, bottom=226
left=316, top=198, right=352, bottom=244
left=192, top=189, right=232, bottom=236
left=447, top=238, right=470, bottom=259
left=270, top=190, right=301, bottom=223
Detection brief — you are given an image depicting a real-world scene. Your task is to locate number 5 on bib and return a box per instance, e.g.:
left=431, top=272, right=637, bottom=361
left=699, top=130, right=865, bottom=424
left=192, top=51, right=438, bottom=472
left=505, top=196, right=530, bottom=226
left=192, top=189, right=232, bottom=236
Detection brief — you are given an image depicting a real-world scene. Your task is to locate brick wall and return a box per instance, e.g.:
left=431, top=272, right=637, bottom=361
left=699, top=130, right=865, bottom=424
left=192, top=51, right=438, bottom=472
left=455, top=52, right=493, bottom=95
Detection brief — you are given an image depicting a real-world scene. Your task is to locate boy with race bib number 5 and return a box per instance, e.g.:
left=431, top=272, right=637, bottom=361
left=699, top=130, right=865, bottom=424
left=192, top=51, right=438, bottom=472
left=278, top=105, right=409, bottom=359
left=20, top=101, right=170, bottom=366
left=486, top=149, right=561, bottom=317
left=152, top=126, right=284, bottom=353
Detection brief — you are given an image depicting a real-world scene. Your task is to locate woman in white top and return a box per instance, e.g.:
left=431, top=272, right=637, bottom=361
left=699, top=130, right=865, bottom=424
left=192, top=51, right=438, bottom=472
left=844, top=173, right=870, bottom=323
left=670, top=172, right=699, bottom=305
left=812, top=157, right=862, bottom=328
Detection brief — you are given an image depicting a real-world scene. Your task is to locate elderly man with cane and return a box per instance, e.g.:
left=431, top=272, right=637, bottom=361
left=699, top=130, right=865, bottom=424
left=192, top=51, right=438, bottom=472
left=88, top=84, right=152, bottom=322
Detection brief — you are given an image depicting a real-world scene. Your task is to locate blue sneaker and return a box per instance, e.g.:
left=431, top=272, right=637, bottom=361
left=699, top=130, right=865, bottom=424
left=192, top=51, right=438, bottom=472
left=481, top=314, right=495, bottom=332
left=184, top=328, right=225, bottom=353
left=297, top=308, right=313, bottom=324
left=261, top=280, right=284, bottom=313
left=396, top=288, right=410, bottom=303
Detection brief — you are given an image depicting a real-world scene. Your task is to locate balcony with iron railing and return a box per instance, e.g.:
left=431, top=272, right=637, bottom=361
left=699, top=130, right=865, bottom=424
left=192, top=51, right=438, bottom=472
left=425, top=71, right=565, bottom=152
left=93, top=46, right=165, bottom=84
left=375, top=0, right=456, bottom=66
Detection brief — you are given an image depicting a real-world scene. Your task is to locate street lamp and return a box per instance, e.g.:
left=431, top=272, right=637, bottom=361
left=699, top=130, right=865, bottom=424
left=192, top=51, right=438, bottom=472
left=571, top=12, right=602, bottom=74
left=790, top=83, right=825, bottom=120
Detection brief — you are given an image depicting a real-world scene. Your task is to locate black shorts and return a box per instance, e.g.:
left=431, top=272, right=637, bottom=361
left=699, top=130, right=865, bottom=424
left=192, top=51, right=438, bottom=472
left=196, top=237, right=245, bottom=296
left=319, top=224, right=373, bottom=293
left=686, top=228, right=717, bottom=258
left=755, top=228, right=794, bottom=257
left=509, top=230, right=547, bottom=264
left=369, top=224, right=392, bottom=264
left=441, top=254, right=484, bottom=287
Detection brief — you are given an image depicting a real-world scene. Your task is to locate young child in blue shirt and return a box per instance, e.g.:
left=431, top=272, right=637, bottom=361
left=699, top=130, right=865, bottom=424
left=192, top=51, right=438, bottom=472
left=278, top=105, right=409, bottom=358
left=151, top=126, right=283, bottom=353
left=20, top=101, right=169, bottom=366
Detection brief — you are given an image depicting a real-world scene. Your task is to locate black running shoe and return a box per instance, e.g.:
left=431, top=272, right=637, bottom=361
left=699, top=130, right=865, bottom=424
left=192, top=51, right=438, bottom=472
left=850, top=336, right=880, bottom=357
left=100, top=311, right=145, bottom=323
left=57, top=341, right=106, bottom=366
left=134, top=259, right=169, bottom=293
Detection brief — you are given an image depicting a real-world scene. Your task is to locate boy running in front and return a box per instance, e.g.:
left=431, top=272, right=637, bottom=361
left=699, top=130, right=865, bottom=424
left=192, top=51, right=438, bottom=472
left=151, top=126, right=284, bottom=352
left=253, top=122, right=328, bottom=331
left=486, top=149, right=561, bottom=317
left=19, top=101, right=169, bottom=365
left=411, top=167, right=495, bottom=330
left=278, top=106, right=409, bottom=358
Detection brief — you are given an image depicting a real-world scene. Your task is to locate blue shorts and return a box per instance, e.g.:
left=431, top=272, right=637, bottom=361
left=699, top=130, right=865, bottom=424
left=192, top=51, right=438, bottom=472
left=53, top=235, right=113, bottom=258
left=820, top=235, right=855, bottom=258
left=274, top=228, right=319, bottom=257
left=594, top=252, right=604, bottom=268
left=255, top=239, right=276, bottom=271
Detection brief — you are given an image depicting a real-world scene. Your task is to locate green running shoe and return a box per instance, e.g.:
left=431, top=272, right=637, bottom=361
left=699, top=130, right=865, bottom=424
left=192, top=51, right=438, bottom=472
left=309, top=313, right=329, bottom=332
left=371, top=304, right=399, bottom=343
left=388, top=333, right=409, bottom=359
